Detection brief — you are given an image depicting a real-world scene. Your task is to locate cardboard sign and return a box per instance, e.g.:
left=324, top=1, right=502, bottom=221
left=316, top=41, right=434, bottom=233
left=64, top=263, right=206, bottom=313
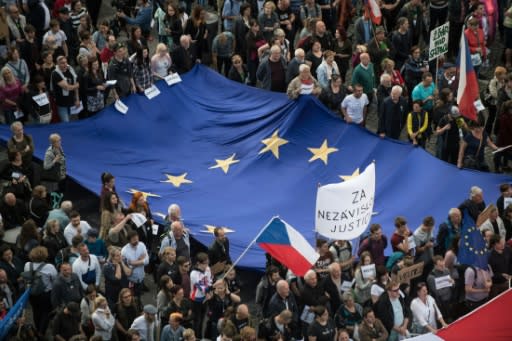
left=393, top=262, right=424, bottom=284
left=476, top=205, right=493, bottom=227
left=144, top=85, right=160, bottom=99
left=165, top=73, right=182, bottom=86
left=361, top=264, right=376, bottom=280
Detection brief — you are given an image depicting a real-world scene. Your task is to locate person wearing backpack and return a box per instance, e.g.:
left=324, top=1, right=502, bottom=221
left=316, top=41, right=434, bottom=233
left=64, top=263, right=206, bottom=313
left=22, top=246, right=58, bottom=338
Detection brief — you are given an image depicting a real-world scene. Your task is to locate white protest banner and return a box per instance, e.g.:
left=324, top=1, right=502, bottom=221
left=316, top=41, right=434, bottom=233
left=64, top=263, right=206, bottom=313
left=130, top=213, right=147, bottom=227
left=361, top=264, right=376, bottom=280
left=316, top=163, right=375, bottom=240
left=429, top=22, right=450, bottom=61
left=434, top=275, right=453, bottom=290
left=165, top=73, right=182, bottom=86
left=115, top=99, right=128, bottom=114
left=144, top=85, right=161, bottom=99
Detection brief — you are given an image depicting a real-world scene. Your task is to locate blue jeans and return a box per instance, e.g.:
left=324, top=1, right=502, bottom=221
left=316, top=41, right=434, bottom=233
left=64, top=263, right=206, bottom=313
left=57, top=106, right=70, bottom=122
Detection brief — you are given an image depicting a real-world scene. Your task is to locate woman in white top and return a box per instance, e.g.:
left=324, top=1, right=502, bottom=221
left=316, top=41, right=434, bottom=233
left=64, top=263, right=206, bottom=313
left=151, top=43, right=173, bottom=81
left=479, top=204, right=506, bottom=240
left=92, top=296, right=116, bottom=340
left=23, top=246, right=58, bottom=334
left=354, top=251, right=375, bottom=306
left=410, top=282, right=448, bottom=334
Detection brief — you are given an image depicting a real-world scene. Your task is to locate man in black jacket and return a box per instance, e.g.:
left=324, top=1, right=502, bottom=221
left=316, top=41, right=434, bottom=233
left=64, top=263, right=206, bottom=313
left=208, top=227, right=231, bottom=271
left=374, top=280, right=411, bottom=339
left=0, top=192, right=28, bottom=230
left=378, top=85, right=408, bottom=140
left=172, top=35, right=198, bottom=74
left=51, top=262, right=84, bottom=309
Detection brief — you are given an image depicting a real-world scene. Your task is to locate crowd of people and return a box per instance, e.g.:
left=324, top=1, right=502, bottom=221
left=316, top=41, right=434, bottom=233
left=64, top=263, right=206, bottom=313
left=0, top=0, right=511, bottom=340
left=0, top=0, right=509, bottom=169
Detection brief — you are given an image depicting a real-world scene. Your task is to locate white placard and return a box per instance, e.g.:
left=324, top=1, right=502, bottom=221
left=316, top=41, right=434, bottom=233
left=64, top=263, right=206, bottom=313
left=130, top=213, right=147, bottom=228
left=115, top=99, right=128, bottom=114
left=434, top=275, right=453, bottom=290
left=144, top=85, right=160, bottom=99
left=408, top=235, right=416, bottom=250
left=361, top=264, right=376, bottom=280
left=341, top=279, right=355, bottom=292
left=474, top=99, right=485, bottom=112
left=70, top=101, right=83, bottom=115
left=504, top=197, right=512, bottom=210
left=316, top=163, right=375, bottom=240
left=32, top=93, right=49, bottom=106
left=13, top=111, right=24, bottom=119
left=165, top=73, right=182, bottom=86
left=428, top=22, right=450, bottom=61
left=152, top=224, right=159, bottom=235
left=106, top=80, right=117, bottom=86
left=300, top=305, right=315, bottom=324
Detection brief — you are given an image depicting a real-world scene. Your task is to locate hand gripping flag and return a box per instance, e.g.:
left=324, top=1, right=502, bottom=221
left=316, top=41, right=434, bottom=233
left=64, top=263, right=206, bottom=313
left=256, top=217, right=319, bottom=276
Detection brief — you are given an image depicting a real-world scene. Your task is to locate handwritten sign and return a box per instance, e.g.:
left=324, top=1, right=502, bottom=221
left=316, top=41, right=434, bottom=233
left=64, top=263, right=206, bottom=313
left=316, top=163, right=375, bottom=240
left=115, top=99, right=128, bottom=114
left=393, top=262, right=424, bottom=284
left=361, top=264, right=376, bottom=280
left=429, top=22, right=449, bottom=61
left=434, top=275, right=453, bottom=290
left=144, top=85, right=160, bottom=99
left=341, top=279, right=355, bottom=292
left=165, top=73, right=182, bottom=86
left=32, top=93, right=49, bottom=106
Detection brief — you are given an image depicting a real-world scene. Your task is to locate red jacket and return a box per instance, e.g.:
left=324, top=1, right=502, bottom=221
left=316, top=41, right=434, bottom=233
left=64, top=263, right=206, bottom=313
left=464, top=28, right=487, bottom=59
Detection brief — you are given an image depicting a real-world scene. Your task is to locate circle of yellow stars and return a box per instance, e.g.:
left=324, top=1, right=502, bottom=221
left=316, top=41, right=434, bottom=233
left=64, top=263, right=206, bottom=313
left=464, top=226, right=488, bottom=255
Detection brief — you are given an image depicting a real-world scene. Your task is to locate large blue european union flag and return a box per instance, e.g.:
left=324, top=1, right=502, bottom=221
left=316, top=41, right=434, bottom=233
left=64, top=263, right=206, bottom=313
left=458, top=209, right=490, bottom=269
left=0, top=66, right=509, bottom=270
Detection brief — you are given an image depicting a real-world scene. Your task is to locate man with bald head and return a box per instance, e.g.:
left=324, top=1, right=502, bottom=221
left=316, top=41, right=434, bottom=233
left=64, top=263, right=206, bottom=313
left=160, top=220, right=190, bottom=260
left=352, top=53, right=376, bottom=101
left=231, top=303, right=251, bottom=332
left=268, top=279, right=300, bottom=337
left=0, top=192, right=28, bottom=230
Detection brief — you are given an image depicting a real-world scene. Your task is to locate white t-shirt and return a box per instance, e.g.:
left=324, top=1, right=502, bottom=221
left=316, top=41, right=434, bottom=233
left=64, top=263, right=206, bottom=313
left=42, top=29, right=67, bottom=47
left=341, top=93, right=369, bottom=124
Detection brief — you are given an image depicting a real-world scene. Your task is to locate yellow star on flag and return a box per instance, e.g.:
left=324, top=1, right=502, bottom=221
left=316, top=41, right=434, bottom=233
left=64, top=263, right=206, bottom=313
left=202, top=224, right=235, bottom=233
left=209, top=153, right=240, bottom=174
left=161, top=173, right=193, bottom=188
left=308, top=139, right=338, bottom=165
left=339, top=168, right=360, bottom=181
left=126, top=189, right=161, bottom=199
left=258, top=129, right=289, bottom=159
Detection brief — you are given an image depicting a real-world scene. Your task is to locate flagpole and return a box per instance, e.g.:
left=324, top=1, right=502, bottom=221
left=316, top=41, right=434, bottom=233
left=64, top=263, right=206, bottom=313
left=220, top=216, right=277, bottom=281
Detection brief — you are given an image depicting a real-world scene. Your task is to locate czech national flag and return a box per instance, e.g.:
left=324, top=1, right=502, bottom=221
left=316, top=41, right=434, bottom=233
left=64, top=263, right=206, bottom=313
left=256, top=217, right=319, bottom=276
left=456, top=33, right=480, bottom=121
left=365, top=0, right=382, bottom=25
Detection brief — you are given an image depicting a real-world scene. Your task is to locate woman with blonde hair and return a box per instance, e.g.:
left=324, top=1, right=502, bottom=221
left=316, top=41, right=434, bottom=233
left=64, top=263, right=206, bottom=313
left=0, top=66, right=24, bottom=124
left=381, top=58, right=405, bottom=88
left=484, top=66, right=507, bottom=135
left=104, top=246, right=132, bottom=308
left=92, top=296, right=116, bottom=340
left=151, top=43, right=172, bottom=81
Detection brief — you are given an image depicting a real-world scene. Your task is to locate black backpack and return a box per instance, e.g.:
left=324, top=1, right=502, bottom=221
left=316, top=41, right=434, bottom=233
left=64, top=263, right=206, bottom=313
left=21, top=262, right=46, bottom=296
